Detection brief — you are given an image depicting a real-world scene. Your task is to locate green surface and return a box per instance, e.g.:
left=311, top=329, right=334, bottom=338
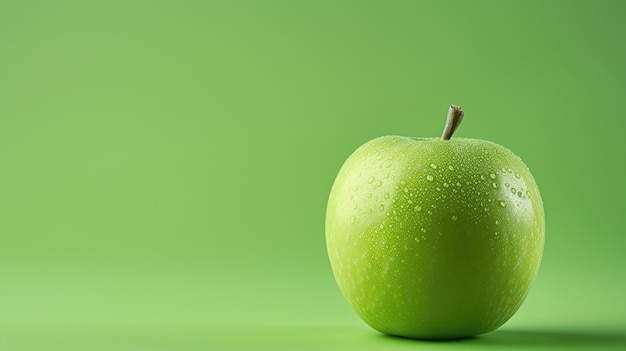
left=0, top=0, right=625, bottom=350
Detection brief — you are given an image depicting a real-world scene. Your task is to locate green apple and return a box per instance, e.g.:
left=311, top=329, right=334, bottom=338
left=326, top=106, right=544, bottom=340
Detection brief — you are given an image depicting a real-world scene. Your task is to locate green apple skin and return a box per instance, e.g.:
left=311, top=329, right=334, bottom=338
left=326, top=136, right=544, bottom=340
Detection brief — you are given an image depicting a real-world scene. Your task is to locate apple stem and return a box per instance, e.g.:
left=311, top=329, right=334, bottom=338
left=441, top=105, right=464, bottom=140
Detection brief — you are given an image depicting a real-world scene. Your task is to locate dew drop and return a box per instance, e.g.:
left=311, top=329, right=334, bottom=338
left=511, top=187, right=517, bottom=194
left=452, top=215, right=458, bottom=221
left=421, top=228, right=426, bottom=233
left=517, top=191, right=525, bottom=198
left=505, top=183, right=510, bottom=187
left=501, top=167, right=507, bottom=172
left=436, top=187, right=441, bottom=191
left=448, top=165, right=454, bottom=171
left=507, top=168, right=512, bottom=173
left=490, top=174, right=497, bottom=179
left=495, top=220, right=500, bottom=225
left=443, top=182, right=449, bottom=188
left=426, top=175, right=434, bottom=182
left=480, top=175, right=486, bottom=180
left=376, top=180, right=383, bottom=187
left=456, top=182, right=462, bottom=187
left=368, top=176, right=375, bottom=184
left=401, top=180, right=406, bottom=185
left=403, top=187, right=409, bottom=193
left=385, top=162, right=392, bottom=168
left=384, top=192, right=390, bottom=199
left=515, top=173, right=521, bottom=179
left=379, top=204, right=385, bottom=211
left=492, top=182, right=498, bottom=188
left=350, top=216, right=356, bottom=224
left=414, top=205, right=422, bottom=212
left=415, top=237, right=420, bottom=242
left=379, top=224, right=384, bottom=229
left=499, top=201, right=507, bottom=207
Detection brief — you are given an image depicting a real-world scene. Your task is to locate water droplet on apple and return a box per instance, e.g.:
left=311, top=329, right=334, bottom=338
left=376, top=180, right=383, bottom=187
left=456, top=182, right=462, bottom=187
left=379, top=204, right=385, bottom=211
left=507, top=168, right=513, bottom=173
left=452, top=215, right=458, bottom=221
left=517, top=191, right=525, bottom=198
left=350, top=216, right=356, bottom=224
left=495, top=220, right=500, bottom=225
left=511, top=187, right=517, bottom=194
left=384, top=192, right=390, bottom=199
left=480, top=175, right=486, bottom=180
left=367, top=193, right=372, bottom=198
left=414, top=205, right=422, bottom=212
left=385, top=162, right=392, bottom=168
left=430, top=163, right=438, bottom=169
left=448, top=165, right=454, bottom=171
left=427, top=210, right=433, bottom=215
left=426, top=175, right=434, bottom=182
left=515, top=172, right=521, bottom=179
left=415, top=237, right=420, bottom=242
left=421, top=228, right=426, bottom=233
left=490, top=174, right=496, bottom=179
left=379, top=224, right=384, bottom=229
left=492, top=182, right=498, bottom=188
left=501, top=167, right=507, bottom=172
left=443, top=182, right=449, bottom=188
left=499, top=201, right=506, bottom=207
left=368, top=176, right=375, bottom=184
left=505, top=183, right=510, bottom=187
left=436, top=187, right=441, bottom=191
left=401, top=180, right=406, bottom=185
left=403, top=187, right=409, bottom=193
left=352, top=186, right=358, bottom=192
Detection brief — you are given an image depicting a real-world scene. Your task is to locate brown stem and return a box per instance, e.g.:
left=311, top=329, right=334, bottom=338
left=441, top=105, right=464, bottom=140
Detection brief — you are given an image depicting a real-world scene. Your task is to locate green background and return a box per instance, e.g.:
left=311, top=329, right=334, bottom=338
left=1, top=1, right=625, bottom=350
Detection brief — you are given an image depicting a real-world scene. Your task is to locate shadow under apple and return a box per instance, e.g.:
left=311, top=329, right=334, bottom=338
left=377, top=328, right=626, bottom=349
